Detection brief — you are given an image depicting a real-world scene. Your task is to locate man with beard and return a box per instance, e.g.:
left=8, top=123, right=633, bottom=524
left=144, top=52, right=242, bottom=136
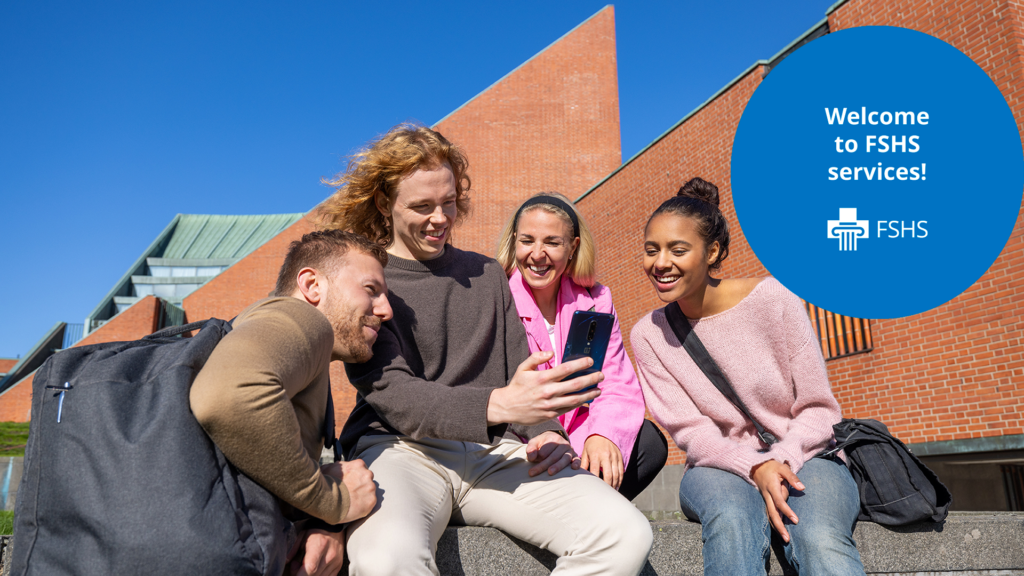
left=190, top=229, right=391, bottom=576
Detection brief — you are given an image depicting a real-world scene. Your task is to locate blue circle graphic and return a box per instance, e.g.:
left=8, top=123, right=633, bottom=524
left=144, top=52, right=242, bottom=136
left=731, top=26, right=1023, bottom=319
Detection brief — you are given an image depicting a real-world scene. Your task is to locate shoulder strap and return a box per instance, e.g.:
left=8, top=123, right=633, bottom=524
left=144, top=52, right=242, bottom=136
left=664, top=301, right=777, bottom=446
left=585, top=286, right=596, bottom=312
left=323, top=382, right=340, bottom=462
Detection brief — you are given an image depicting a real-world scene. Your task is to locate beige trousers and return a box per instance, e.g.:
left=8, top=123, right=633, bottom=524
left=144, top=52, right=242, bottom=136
left=345, top=435, right=653, bottom=576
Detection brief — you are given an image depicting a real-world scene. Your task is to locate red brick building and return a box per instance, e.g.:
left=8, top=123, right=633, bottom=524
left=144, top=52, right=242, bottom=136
left=2, top=0, right=1021, bottom=510
left=573, top=0, right=1024, bottom=511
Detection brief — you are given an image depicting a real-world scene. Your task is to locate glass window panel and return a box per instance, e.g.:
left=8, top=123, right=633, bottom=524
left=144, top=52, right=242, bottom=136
left=175, top=284, right=199, bottom=297
left=134, top=284, right=154, bottom=297
left=149, top=266, right=170, bottom=277
left=171, top=266, right=197, bottom=277
left=154, top=284, right=176, bottom=298
left=196, top=266, right=223, bottom=276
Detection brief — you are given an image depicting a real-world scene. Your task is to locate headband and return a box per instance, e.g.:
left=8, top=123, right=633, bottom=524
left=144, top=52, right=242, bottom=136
left=514, top=196, right=580, bottom=239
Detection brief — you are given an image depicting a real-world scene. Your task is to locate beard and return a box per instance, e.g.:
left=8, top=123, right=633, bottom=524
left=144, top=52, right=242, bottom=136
left=323, top=298, right=380, bottom=363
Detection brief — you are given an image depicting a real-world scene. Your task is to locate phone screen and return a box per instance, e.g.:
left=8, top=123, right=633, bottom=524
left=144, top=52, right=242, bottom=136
left=561, top=311, right=614, bottom=394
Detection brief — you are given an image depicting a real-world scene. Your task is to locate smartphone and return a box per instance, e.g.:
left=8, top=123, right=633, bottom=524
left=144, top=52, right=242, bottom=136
left=561, top=311, right=614, bottom=394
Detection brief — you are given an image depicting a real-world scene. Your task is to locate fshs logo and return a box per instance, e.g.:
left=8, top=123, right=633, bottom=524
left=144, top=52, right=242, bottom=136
left=827, top=208, right=928, bottom=252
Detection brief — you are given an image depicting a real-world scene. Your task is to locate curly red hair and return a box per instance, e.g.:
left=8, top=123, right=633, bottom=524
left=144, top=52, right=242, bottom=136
left=318, top=123, right=471, bottom=247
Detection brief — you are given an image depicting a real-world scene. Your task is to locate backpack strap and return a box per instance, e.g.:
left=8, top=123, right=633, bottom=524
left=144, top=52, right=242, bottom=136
left=323, top=382, right=340, bottom=462
left=664, top=301, right=778, bottom=446
left=145, top=320, right=210, bottom=339
left=585, top=286, right=596, bottom=312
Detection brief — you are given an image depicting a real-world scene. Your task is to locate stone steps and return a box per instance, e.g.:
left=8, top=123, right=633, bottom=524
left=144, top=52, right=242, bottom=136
left=2, top=512, right=1022, bottom=575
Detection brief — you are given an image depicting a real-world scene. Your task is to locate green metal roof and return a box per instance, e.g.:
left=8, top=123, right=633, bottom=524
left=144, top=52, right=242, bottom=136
left=85, top=213, right=305, bottom=328
left=162, top=214, right=304, bottom=259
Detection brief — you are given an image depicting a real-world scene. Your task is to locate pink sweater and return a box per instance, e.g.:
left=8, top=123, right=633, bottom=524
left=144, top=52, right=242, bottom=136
left=630, top=278, right=842, bottom=485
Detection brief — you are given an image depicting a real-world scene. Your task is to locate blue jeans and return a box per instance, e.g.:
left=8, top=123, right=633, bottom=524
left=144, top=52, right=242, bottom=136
left=679, top=457, right=865, bottom=576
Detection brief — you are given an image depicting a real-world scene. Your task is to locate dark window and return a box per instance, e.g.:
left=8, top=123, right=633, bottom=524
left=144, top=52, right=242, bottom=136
left=1002, top=464, right=1024, bottom=511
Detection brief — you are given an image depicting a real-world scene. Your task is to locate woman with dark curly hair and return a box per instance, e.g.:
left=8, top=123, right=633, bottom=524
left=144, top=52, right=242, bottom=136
left=630, top=178, right=866, bottom=576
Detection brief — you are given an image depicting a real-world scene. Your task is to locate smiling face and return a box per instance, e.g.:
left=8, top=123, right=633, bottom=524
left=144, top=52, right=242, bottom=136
left=319, top=251, right=393, bottom=363
left=643, top=213, right=720, bottom=304
left=514, top=208, right=579, bottom=294
left=378, top=163, right=457, bottom=261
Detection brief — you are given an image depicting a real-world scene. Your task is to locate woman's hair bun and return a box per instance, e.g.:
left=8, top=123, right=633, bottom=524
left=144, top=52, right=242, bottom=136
left=676, top=177, right=720, bottom=208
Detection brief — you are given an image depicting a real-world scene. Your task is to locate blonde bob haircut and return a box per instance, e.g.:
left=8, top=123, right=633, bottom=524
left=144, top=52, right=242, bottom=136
left=318, top=123, right=471, bottom=246
left=496, top=192, right=596, bottom=288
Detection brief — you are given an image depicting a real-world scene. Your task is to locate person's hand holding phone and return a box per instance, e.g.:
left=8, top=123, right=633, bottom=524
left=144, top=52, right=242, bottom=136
left=486, top=350, right=603, bottom=426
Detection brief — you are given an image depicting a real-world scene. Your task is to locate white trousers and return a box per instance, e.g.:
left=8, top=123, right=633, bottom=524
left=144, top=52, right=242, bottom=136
left=345, top=435, right=653, bottom=576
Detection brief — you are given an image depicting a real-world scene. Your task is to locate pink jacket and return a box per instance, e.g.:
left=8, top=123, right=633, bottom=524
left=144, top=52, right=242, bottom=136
left=508, top=269, right=646, bottom=467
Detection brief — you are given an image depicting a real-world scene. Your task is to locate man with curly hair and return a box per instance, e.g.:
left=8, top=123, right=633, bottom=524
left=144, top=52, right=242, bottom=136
left=320, top=124, right=653, bottom=575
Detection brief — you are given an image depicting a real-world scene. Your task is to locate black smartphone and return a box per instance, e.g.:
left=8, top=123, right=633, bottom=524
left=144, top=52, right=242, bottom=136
left=561, top=310, right=614, bottom=394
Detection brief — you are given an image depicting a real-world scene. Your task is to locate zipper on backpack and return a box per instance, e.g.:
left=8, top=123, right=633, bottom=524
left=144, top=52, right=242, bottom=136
left=44, top=382, right=73, bottom=423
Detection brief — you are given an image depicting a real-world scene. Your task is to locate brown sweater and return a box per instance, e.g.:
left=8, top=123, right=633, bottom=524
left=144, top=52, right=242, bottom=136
left=190, top=297, right=349, bottom=524
left=340, top=246, right=563, bottom=455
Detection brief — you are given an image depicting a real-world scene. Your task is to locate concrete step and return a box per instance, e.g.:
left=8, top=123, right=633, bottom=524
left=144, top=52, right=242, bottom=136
left=2, top=512, right=1021, bottom=575
left=437, top=513, right=1024, bottom=575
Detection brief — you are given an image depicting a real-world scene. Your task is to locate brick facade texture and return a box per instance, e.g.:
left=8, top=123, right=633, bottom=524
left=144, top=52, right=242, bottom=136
left=576, top=0, right=1024, bottom=466
left=434, top=5, right=622, bottom=257
left=0, top=296, right=163, bottom=422
left=0, top=360, right=16, bottom=375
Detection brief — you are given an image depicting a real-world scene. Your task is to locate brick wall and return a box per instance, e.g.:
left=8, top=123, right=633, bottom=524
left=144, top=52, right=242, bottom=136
left=0, top=360, right=16, bottom=375
left=0, top=296, right=163, bottom=422
left=436, top=5, right=622, bottom=257
left=576, top=0, right=1024, bottom=465
left=0, top=375, right=33, bottom=423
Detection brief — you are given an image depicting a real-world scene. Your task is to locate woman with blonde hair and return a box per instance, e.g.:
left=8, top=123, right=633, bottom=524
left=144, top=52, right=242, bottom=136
left=497, top=192, right=668, bottom=500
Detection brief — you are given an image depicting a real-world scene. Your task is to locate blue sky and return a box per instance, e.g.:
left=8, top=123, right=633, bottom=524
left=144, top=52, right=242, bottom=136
left=0, top=0, right=836, bottom=358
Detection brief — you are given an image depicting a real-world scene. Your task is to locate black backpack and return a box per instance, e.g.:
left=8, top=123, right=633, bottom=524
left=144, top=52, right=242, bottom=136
left=664, top=302, right=952, bottom=527
left=825, top=418, right=951, bottom=525
left=11, top=319, right=297, bottom=576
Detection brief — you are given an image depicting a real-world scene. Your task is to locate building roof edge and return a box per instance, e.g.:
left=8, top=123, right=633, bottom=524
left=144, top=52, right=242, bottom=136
left=433, top=5, right=614, bottom=127
left=574, top=58, right=768, bottom=203
left=574, top=15, right=830, bottom=204
left=84, top=215, right=182, bottom=327
left=825, top=0, right=851, bottom=16
left=0, top=322, right=63, bottom=394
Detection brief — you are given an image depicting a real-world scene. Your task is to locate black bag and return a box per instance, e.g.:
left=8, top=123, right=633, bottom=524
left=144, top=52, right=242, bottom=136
left=664, top=301, right=952, bottom=526
left=12, top=320, right=297, bottom=576
left=824, top=418, right=951, bottom=525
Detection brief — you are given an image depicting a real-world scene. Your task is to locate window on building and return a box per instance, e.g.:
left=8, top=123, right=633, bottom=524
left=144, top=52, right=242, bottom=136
left=804, top=302, right=873, bottom=360
left=1003, top=464, right=1024, bottom=511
